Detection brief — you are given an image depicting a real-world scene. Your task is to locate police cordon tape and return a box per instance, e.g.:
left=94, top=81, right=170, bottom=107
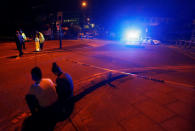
left=65, top=58, right=195, bottom=89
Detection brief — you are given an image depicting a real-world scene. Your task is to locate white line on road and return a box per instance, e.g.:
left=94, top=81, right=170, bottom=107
left=119, top=65, right=195, bottom=72
left=64, top=58, right=195, bottom=89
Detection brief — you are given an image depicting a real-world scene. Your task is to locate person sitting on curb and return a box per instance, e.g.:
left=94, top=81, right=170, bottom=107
left=23, top=66, right=74, bottom=131
left=26, top=67, right=58, bottom=115
left=52, top=62, right=74, bottom=114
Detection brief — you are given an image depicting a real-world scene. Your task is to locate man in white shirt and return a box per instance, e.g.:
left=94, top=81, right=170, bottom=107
left=26, top=67, right=58, bottom=114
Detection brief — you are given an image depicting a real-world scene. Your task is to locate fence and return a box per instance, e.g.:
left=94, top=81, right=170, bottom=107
left=175, top=40, right=195, bottom=49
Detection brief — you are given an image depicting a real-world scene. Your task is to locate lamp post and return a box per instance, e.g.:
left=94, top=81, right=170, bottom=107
left=59, top=23, right=62, bottom=49
left=57, top=12, right=63, bottom=48
left=81, top=0, right=88, bottom=37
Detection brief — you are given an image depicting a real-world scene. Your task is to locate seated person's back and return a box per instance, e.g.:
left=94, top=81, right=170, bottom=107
left=28, top=78, right=57, bottom=108
left=26, top=67, right=58, bottom=114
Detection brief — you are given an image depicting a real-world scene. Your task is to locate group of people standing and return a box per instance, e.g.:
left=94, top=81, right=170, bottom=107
left=15, top=30, right=45, bottom=58
left=35, top=31, right=45, bottom=52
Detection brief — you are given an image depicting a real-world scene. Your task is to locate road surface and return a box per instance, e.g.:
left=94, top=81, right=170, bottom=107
left=0, top=40, right=195, bottom=130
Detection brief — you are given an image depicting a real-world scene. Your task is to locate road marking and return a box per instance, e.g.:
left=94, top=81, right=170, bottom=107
left=119, top=65, right=195, bottom=72
left=65, top=58, right=195, bottom=89
left=165, top=80, right=195, bottom=88
left=75, top=72, right=109, bottom=85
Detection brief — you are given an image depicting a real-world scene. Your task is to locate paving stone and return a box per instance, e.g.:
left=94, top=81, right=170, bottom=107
left=112, top=77, right=156, bottom=94
left=54, top=75, right=195, bottom=130
left=110, top=87, right=149, bottom=105
left=81, top=121, right=124, bottom=131
left=169, top=90, right=195, bottom=104
left=96, top=90, right=140, bottom=121
left=145, top=91, right=177, bottom=105
left=110, top=78, right=150, bottom=104
left=72, top=111, right=123, bottom=131
left=135, top=100, right=175, bottom=122
left=161, top=116, right=194, bottom=131
left=166, top=101, right=195, bottom=122
left=120, top=113, right=164, bottom=131
left=149, top=83, right=177, bottom=94
left=73, top=85, right=108, bottom=114
left=55, top=121, right=76, bottom=131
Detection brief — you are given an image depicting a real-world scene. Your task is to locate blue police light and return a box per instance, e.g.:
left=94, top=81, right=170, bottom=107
left=124, top=30, right=141, bottom=41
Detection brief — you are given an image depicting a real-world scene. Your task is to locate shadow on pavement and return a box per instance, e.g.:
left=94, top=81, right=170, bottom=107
left=21, top=74, right=127, bottom=131
left=73, top=74, right=128, bottom=103
left=6, top=55, right=18, bottom=59
left=11, top=49, right=19, bottom=50
left=21, top=102, right=74, bottom=131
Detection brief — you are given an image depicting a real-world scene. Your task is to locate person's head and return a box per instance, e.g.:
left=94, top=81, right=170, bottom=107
left=16, top=30, right=20, bottom=36
left=52, top=62, right=62, bottom=76
left=31, top=67, right=42, bottom=82
left=35, top=31, right=39, bottom=36
left=35, top=33, right=38, bottom=38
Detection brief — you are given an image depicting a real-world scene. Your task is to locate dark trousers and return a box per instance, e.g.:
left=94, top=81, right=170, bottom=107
left=23, top=96, right=74, bottom=131
left=40, top=43, right=44, bottom=50
left=22, top=41, right=26, bottom=49
left=17, top=44, right=23, bottom=56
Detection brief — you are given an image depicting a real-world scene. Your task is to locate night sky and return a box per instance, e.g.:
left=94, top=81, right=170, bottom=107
left=0, top=0, right=194, bottom=35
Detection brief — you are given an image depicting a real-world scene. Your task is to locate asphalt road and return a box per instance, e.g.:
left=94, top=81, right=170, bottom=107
left=0, top=40, right=195, bottom=130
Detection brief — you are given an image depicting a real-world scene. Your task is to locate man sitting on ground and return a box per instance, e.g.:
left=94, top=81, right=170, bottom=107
left=52, top=62, right=73, bottom=103
left=26, top=67, right=58, bottom=115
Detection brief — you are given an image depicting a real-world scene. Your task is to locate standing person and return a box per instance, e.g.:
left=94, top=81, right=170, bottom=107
left=35, top=33, right=40, bottom=52
left=20, top=30, right=27, bottom=49
left=26, top=67, right=58, bottom=115
left=36, top=31, right=45, bottom=51
left=52, top=62, right=74, bottom=105
left=15, top=30, right=24, bottom=57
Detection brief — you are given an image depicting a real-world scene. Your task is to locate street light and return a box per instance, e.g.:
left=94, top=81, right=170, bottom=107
left=81, top=1, right=87, bottom=8
left=81, top=0, right=88, bottom=39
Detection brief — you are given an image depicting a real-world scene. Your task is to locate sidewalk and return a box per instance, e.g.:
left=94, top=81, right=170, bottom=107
left=5, top=70, right=195, bottom=131
left=53, top=73, right=195, bottom=131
